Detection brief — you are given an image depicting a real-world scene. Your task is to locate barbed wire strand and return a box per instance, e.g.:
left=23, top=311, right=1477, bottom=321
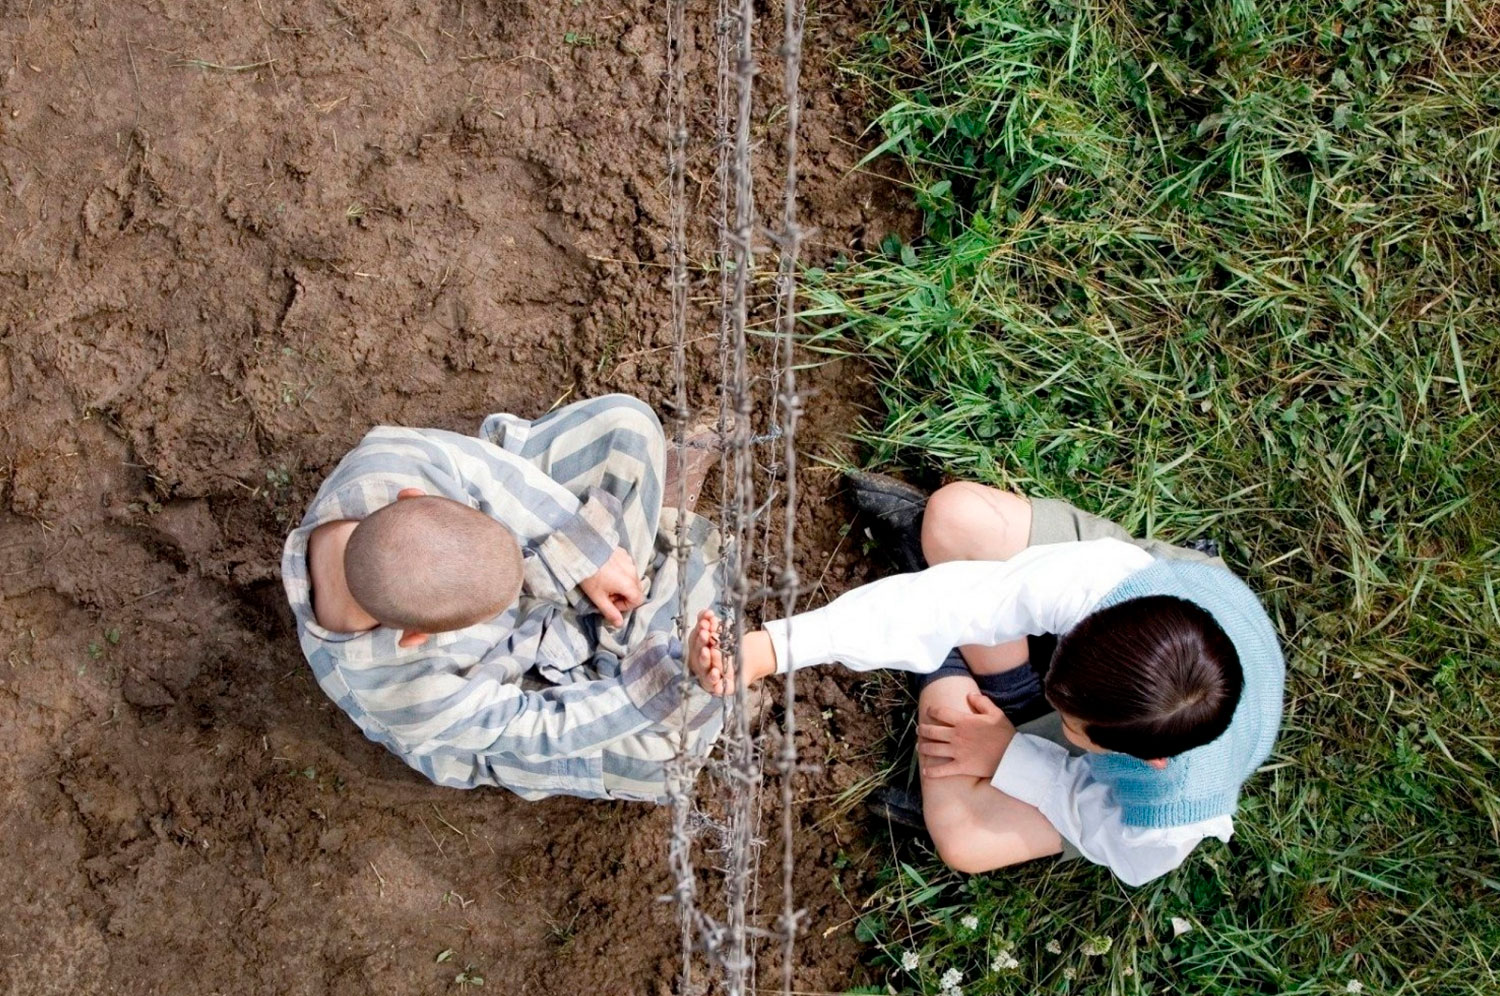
left=663, top=0, right=700, bottom=991
left=772, top=0, right=809, bottom=988
left=722, top=0, right=761, bottom=986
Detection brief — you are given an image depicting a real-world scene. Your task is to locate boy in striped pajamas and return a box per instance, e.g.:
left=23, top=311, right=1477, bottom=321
left=280, top=394, right=727, bottom=802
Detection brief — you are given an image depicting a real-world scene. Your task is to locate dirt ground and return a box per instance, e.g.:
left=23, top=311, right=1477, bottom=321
left=0, top=1, right=913, bottom=994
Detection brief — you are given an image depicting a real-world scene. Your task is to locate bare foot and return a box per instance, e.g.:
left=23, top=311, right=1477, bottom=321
left=687, top=609, right=725, bottom=695
left=687, top=611, right=780, bottom=698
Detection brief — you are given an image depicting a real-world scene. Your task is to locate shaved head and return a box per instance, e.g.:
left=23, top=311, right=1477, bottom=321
left=343, top=495, right=524, bottom=633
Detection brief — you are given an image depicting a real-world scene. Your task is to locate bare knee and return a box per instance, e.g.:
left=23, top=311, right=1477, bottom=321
left=920, top=482, right=1032, bottom=564
left=934, top=837, right=992, bottom=875
left=924, top=801, right=995, bottom=875
left=928, top=805, right=1051, bottom=875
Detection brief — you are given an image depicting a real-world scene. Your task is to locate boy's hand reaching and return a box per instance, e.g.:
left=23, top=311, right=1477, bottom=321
left=918, top=691, right=1017, bottom=779
left=579, top=547, right=645, bottom=627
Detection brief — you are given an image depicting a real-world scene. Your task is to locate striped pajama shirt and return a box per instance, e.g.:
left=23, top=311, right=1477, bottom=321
left=280, top=395, right=724, bottom=801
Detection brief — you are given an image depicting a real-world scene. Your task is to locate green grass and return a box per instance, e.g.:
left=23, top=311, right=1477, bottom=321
left=807, top=1, right=1500, bottom=993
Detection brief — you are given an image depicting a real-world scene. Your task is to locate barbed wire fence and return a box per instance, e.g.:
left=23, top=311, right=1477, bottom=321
left=663, top=0, right=810, bottom=992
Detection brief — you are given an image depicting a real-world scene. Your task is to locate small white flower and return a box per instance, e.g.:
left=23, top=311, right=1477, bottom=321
left=1171, top=916, right=1194, bottom=938
left=1082, top=935, right=1113, bottom=957
left=1123, top=966, right=1135, bottom=977
left=1346, top=983, right=1364, bottom=994
left=960, top=914, right=980, bottom=931
left=900, top=950, right=919, bottom=972
left=1046, top=939, right=1063, bottom=954
left=1063, top=966, right=1077, bottom=981
left=991, top=948, right=1020, bottom=972
left=940, top=967, right=963, bottom=989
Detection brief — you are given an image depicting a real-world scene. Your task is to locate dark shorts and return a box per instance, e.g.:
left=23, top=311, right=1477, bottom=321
left=916, top=634, right=1058, bottom=724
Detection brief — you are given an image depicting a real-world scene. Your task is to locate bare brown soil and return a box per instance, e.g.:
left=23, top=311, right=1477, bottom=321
left=0, top=2, right=912, bottom=993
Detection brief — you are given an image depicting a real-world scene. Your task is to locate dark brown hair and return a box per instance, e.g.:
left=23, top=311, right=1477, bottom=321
left=1045, top=595, right=1243, bottom=760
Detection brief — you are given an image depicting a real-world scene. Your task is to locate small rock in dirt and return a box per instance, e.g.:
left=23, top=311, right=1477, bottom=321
left=122, top=671, right=175, bottom=709
left=811, top=674, right=858, bottom=713
left=621, top=24, right=664, bottom=77
left=149, top=499, right=222, bottom=558
left=639, top=50, right=666, bottom=77
left=620, top=24, right=649, bottom=54
left=82, top=187, right=123, bottom=235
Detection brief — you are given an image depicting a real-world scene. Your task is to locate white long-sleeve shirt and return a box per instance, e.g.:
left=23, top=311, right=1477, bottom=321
left=763, top=538, right=1233, bottom=885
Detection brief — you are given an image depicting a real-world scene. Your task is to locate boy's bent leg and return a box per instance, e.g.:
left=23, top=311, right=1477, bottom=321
left=920, top=483, right=1034, bottom=675
left=636, top=505, right=721, bottom=636
left=1029, top=495, right=1223, bottom=565
left=602, top=711, right=722, bottom=803
left=919, top=482, right=1221, bottom=675
left=610, top=503, right=723, bottom=663
left=921, top=482, right=1033, bottom=563
left=918, top=674, right=1063, bottom=873
left=487, top=394, right=667, bottom=570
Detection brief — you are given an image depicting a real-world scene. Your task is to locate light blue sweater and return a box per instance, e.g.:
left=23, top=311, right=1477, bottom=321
left=1085, top=560, right=1285, bottom=828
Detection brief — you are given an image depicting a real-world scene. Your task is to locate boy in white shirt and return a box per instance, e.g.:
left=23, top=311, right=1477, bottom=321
left=692, top=476, right=1283, bottom=886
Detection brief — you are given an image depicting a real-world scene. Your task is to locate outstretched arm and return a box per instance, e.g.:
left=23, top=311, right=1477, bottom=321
left=761, top=538, right=1154, bottom=675
left=688, top=539, right=1153, bottom=695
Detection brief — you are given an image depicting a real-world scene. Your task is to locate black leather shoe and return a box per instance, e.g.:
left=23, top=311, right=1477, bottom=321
left=846, top=470, right=930, bottom=574
left=866, top=784, right=926, bottom=833
left=1185, top=537, right=1221, bottom=558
